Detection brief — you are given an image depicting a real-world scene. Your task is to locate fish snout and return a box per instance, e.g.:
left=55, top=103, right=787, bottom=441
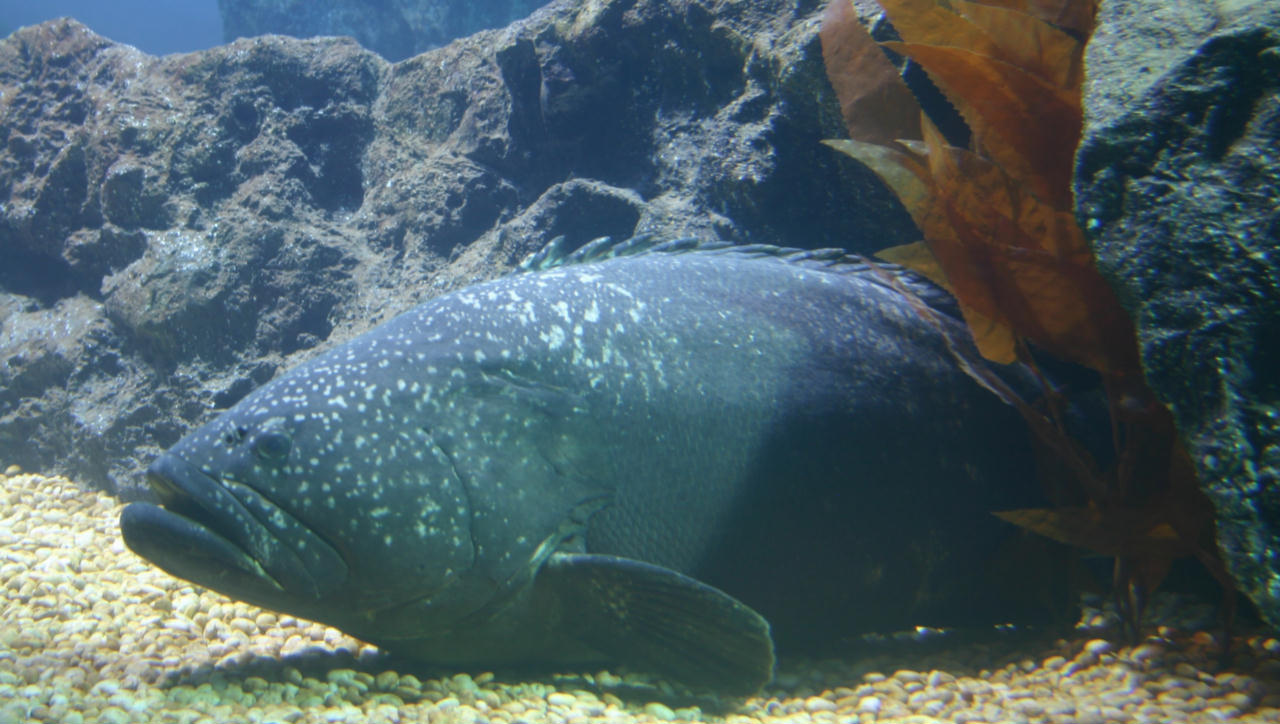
left=122, top=453, right=348, bottom=605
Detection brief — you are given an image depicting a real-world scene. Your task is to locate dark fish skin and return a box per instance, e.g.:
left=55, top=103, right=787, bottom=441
left=121, top=239, right=1041, bottom=695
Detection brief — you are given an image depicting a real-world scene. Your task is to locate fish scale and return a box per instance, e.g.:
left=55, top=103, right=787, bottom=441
left=121, top=236, right=1043, bottom=695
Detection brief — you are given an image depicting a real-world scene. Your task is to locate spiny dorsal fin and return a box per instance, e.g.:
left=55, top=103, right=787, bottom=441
left=517, top=234, right=730, bottom=271
left=517, top=234, right=959, bottom=317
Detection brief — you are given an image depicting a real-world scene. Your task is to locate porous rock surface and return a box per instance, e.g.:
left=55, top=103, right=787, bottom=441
left=219, top=0, right=550, bottom=62
left=0, top=0, right=912, bottom=497
left=1076, top=0, right=1280, bottom=627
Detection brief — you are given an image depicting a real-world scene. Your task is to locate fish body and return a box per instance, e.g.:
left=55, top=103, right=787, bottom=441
left=122, top=238, right=1039, bottom=694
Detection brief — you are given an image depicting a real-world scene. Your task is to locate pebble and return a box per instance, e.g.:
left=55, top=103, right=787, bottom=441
left=804, top=696, right=836, bottom=712
left=645, top=702, right=677, bottom=720
left=547, top=692, right=576, bottom=707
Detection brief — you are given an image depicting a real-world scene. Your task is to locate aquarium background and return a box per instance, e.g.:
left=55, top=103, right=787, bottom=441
left=0, top=0, right=222, bottom=54
left=1, top=0, right=1279, bottom=721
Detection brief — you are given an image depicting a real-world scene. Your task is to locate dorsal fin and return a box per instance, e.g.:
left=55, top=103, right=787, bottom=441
left=517, top=234, right=731, bottom=271
left=517, top=234, right=960, bottom=318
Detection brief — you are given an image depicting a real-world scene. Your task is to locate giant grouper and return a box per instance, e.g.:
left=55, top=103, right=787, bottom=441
left=121, top=236, right=1043, bottom=695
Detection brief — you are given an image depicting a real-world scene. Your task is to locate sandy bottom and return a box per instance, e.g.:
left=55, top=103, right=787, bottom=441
left=2, top=470, right=1279, bottom=724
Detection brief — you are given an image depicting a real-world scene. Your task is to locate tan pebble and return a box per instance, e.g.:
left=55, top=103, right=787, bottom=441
left=281, top=667, right=304, bottom=687
left=892, top=670, right=924, bottom=683
left=835, top=694, right=860, bottom=709
left=1084, top=639, right=1113, bottom=656
left=5, top=464, right=20, bottom=475
left=645, top=702, right=676, bottom=721
left=255, top=613, right=278, bottom=628
left=1206, top=704, right=1246, bottom=720
left=863, top=672, right=886, bottom=684
left=202, top=619, right=226, bottom=639
left=858, top=696, right=881, bottom=714
left=596, top=670, right=622, bottom=688
left=1223, top=691, right=1254, bottom=708
left=374, top=671, right=399, bottom=691
left=280, top=634, right=311, bottom=657
left=1064, top=655, right=1096, bottom=676
left=450, top=672, right=477, bottom=693
left=215, top=649, right=251, bottom=669
left=804, top=696, right=836, bottom=713
left=1213, top=671, right=1237, bottom=687
left=1227, top=674, right=1256, bottom=692
left=327, top=668, right=359, bottom=685
left=394, top=686, right=423, bottom=701
left=1130, top=642, right=1164, bottom=663
left=926, top=670, right=954, bottom=688
left=1173, top=662, right=1199, bottom=678
left=1014, top=699, right=1045, bottom=717
left=1191, top=630, right=1216, bottom=646
left=547, top=692, right=574, bottom=707
left=1042, top=655, right=1067, bottom=671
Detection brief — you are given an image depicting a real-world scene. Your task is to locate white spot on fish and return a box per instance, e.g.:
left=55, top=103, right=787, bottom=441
left=541, top=325, right=566, bottom=350
left=551, top=300, right=571, bottom=323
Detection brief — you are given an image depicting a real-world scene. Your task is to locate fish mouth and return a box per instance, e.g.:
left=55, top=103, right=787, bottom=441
left=120, top=454, right=347, bottom=606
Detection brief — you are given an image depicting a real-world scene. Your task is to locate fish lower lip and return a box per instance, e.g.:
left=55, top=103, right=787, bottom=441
left=120, top=502, right=281, bottom=592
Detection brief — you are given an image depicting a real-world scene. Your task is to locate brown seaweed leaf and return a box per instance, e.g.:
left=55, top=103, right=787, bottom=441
left=972, top=0, right=1098, bottom=36
left=819, top=0, right=1233, bottom=636
left=883, top=41, right=1080, bottom=208
left=819, top=0, right=922, bottom=145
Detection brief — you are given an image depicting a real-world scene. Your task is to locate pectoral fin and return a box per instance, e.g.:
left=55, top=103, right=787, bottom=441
left=540, top=552, right=774, bottom=695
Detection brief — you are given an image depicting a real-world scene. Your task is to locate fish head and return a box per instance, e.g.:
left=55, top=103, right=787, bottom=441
left=119, top=362, right=486, bottom=632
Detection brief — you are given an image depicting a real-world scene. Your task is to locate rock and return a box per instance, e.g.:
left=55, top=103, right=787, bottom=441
left=0, top=2, right=910, bottom=496
left=219, top=0, right=550, bottom=62
left=1075, top=0, right=1280, bottom=624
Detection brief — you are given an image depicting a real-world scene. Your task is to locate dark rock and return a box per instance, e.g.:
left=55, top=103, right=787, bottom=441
left=218, top=0, right=551, bottom=62
left=1076, top=0, right=1280, bottom=625
left=0, top=2, right=910, bottom=496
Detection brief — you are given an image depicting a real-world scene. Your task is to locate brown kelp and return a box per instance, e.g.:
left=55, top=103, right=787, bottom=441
left=819, top=0, right=1234, bottom=637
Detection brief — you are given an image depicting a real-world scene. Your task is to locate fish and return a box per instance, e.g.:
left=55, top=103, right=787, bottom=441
left=120, top=236, right=1041, bottom=695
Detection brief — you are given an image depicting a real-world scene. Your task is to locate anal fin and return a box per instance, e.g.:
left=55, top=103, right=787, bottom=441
left=540, top=552, right=774, bottom=695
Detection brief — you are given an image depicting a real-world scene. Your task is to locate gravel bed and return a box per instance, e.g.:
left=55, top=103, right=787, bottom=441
left=2, top=470, right=1279, bottom=724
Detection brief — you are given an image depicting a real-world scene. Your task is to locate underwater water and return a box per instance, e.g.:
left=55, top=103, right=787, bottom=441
left=3, top=469, right=1280, bottom=723
left=2, top=0, right=1279, bottom=720
left=0, top=0, right=222, bottom=54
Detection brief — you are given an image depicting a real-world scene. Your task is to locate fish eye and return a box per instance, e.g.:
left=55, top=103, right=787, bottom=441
left=253, top=431, right=292, bottom=462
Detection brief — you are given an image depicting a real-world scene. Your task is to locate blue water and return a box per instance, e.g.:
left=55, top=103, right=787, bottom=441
left=0, top=0, right=222, bottom=55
